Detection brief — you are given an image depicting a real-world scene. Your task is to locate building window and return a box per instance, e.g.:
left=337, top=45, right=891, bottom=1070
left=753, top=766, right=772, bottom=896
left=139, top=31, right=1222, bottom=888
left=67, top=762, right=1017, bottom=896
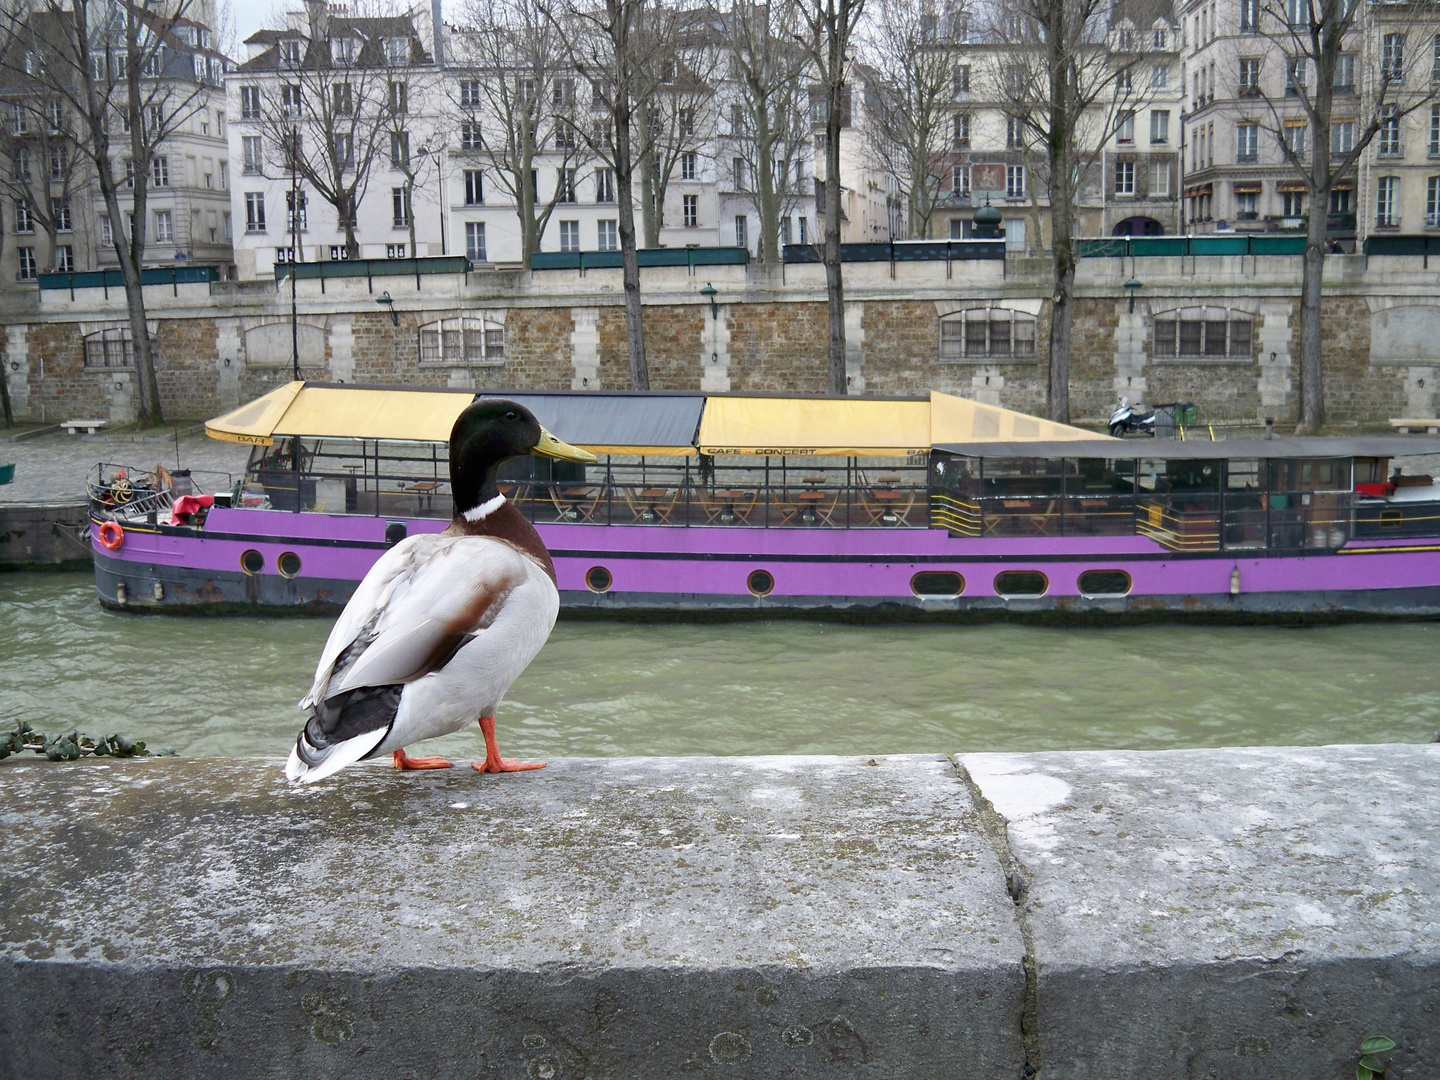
left=1115, top=160, right=1135, bottom=196
left=392, top=187, right=411, bottom=228
left=286, top=190, right=307, bottom=231
left=387, top=37, right=408, bottom=66
left=243, top=136, right=262, bottom=174
left=1332, top=120, right=1354, bottom=158
left=83, top=328, right=133, bottom=367
left=49, top=145, right=68, bottom=181
left=275, top=246, right=295, bottom=264
left=240, top=86, right=261, bottom=120
left=55, top=244, right=73, bottom=273
left=1006, top=114, right=1024, bottom=149
left=953, top=65, right=970, bottom=96
left=464, top=169, right=484, bottom=205
left=1239, top=0, right=1258, bottom=31
left=14, top=199, right=32, bottom=233
left=1426, top=176, right=1440, bottom=227
left=334, top=134, right=354, bottom=169
left=460, top=80, right=481, bottom=107
left=595, top=168, right=615, bottom=203
left=1153, top=309, right=1254, bottom=358
left=1382, top=33, right=1406, bottom=82
left=1150, top=110, right=1169, bottom=144
left=1151, top=64, right=1168, bottom=89
left=332, top=37, right=355, bottom=65
left=939, top=308, right=1037, bottom=360
left=1237, top=123, right=1258, bottom=162
left=223, top=212, right=232, bottom=242
left=11, top=146, right=29, bottom=182
left=1282, top=189, right=1305, bottom=216
left=281, top=83, right=302, bottom=119
left=465, top=221, right=487, bottom=261
left=732, top=157, right=746, bottom=190
left=1379, top=108, right=1401, bottom=155
left=1283, top=119, right=1308, bottom=159
left=598, top=219, right=618, bottom=251
left=799, top=216, right=808, bottom=243
left=559, top=219, right=580, bottom=251
left=419, top=318, right=504, bottom=366
left=556, top=168, right=576, bottom=203
left=680, top=152, right=696, bottom=181
left=461, top=120, right=482, bottom=151
left=1286, top=57, right=1307, bottom=96
left=151, top=156, right=169, bottom=187
left=1151, top=160, right=1171, bottom=197
left=391, top=131, right=409, bottom=167
left=52, top=198, right=71, bottom=231
left=1330, top=188, right=1351, bottom=214
left=734, top=215, right=747, bottom=248
left=1431, top=105, right=1440, bottom=155
left=332, top=81, right=354, bottom=116
left=383, top=243, right=404, bottom=258
left=1239, top=58, right=1261, bottom=96
left=1334, top=53, right=1354, bottom=92
left=1005, top=164, right=1025, bottom=199
left=1376, top=175, right=1399, bottom=227
left=1236, top=189, right=1258, bottom=217
left=154, top=209, right=173, bottom=242
left=246, top=192, right=266, bottom=232
left=953, top=112, right=970, bottom=149
left=389, top=80, right=408, bottom=114
left=683, top=194, right=698, bottom=227
left=952, top=164, right=970, bottom=197
left=101, top=215, right=113, bottom=245
left=1286, top=0, right=1308, bottom=28
left=16, top=246, right=35, bottom=280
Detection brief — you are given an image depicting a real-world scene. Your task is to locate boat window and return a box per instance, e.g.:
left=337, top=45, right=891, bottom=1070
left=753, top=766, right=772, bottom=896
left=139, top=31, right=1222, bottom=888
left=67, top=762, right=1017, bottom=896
left=1355, top=458, right=1388, bottom=486
left=585, top=566, right=612, bottom=592
left=240, top=549, right=264, bottom=575
left=911, top=571, right=964, bottom=597
left=277, top=551, right=302, bottom=578
left=995, top=570, right=1047, bottom=597
left=747, top=569, right=774, bottom=596
left=981, top=457, right=1066, bottom=498
left=1077, top=569, right=1131, bottom=597
left=1268, top=458, right=1349, bottom=492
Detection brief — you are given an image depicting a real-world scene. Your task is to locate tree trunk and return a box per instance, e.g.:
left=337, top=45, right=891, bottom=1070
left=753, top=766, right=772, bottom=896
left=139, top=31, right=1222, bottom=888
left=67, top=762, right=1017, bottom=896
left=823, top=79, right=847, bottom=395
left=1045, top=44, right=1071, bottom=424
left=0, top=358, right=13, bottom=426
left=756, top=124, right=781, bottom=265
left=407, top=179, right=418, bottom=256
left=1296, top=207, right=1327, bottom=434
left=518, top=160, right=536, bottom=269
left=100, top=185, right=163, bottom=426
left=635, top=99, right=659, bottom=247
left=342, top=193, right=360, bottom=260
left=615, top=118, right=648, bottom=389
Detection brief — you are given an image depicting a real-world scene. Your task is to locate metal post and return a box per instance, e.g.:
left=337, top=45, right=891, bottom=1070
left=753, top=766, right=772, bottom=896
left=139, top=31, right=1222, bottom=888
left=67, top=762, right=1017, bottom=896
left=290, top=125, right=300, bottom=382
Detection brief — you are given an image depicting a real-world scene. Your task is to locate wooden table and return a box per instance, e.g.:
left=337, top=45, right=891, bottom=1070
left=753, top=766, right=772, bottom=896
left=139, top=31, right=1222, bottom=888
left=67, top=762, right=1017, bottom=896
left=634, top=487, right=675, bottom=523
left=795, top=489, right=835, bottom=525
left=709, top=489, right=753, bottom=524
left=404, top=481, right=442, bottom=511
left=865, top=488, right=914, bottom=525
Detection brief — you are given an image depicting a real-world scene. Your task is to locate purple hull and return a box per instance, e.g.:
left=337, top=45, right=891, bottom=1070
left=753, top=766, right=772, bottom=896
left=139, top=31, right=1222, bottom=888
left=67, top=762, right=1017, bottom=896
left=88, top=506, right=1440, bottom=620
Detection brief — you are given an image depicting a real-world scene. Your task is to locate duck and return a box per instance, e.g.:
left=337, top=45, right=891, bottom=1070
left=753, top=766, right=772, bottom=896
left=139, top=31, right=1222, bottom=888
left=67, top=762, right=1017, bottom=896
left=284, top=399, right=596, bottom=784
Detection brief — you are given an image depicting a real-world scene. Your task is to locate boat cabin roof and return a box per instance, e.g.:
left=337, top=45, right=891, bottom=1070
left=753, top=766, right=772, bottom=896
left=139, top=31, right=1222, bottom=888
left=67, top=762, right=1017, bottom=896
left=933, top=436, right=1440, bottom=461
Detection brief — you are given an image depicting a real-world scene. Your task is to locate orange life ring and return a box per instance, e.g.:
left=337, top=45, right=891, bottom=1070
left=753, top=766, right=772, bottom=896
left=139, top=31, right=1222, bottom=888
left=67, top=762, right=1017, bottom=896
left=98, top=521, right=124, bottom=551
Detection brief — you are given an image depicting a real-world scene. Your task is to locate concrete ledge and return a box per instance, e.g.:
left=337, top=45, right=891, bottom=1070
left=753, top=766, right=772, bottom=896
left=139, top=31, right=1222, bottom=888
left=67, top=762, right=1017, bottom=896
left=0, top=747, right=1435, bottom=1079
left=0, top=502, right=90, bottom=570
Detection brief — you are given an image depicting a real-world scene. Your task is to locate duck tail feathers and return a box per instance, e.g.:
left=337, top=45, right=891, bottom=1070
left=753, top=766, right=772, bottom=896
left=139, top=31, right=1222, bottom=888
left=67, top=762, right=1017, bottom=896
left=285, top=725, right=390, bottom=785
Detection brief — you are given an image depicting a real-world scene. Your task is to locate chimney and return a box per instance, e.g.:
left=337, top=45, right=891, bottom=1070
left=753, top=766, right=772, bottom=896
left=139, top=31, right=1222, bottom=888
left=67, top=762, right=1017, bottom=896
left=304, top=0, right=328, bottom=41
left=431, top=0, right=444, bottom=67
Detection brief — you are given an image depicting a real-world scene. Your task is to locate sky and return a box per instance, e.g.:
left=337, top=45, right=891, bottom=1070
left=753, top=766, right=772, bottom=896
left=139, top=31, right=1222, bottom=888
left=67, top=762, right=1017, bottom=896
left=229, top=0, right=454, bottom=48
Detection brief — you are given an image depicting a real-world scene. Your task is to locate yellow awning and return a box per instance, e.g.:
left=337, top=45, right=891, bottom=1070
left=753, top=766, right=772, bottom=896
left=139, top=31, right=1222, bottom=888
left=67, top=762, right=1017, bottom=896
left=697, top=396, right=932, bottom=456
left=929, top=391, right=1116, bottom=444
left=271, top=387, right=476, bottom=442
left=205, top=381, right=304, bottom=446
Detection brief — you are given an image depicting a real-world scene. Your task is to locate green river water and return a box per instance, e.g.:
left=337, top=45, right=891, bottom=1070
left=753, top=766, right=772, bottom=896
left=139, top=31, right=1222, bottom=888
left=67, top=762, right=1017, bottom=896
left=3, top=572, right=1438, bottom=761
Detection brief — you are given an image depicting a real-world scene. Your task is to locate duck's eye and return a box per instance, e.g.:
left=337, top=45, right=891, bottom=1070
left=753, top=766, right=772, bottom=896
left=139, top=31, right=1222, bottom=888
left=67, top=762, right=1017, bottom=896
left=505, top=411, right=517, bottom=421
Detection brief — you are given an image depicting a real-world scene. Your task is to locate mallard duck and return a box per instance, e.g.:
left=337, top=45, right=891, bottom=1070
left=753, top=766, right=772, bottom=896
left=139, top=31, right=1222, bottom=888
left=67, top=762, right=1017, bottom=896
left=284, top=400, right=596, bottom=784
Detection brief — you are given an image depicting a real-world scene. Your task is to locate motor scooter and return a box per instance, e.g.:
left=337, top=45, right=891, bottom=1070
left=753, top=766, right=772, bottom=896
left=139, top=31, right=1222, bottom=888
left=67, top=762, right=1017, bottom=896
left=1108, top=396, right=1157, bottom=438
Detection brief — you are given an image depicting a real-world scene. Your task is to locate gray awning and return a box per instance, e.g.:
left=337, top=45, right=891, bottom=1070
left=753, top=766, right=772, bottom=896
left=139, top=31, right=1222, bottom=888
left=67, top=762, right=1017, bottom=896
left=477, top=391, right=705, bottom=456
left=933, top=437, right=1440, bottom=460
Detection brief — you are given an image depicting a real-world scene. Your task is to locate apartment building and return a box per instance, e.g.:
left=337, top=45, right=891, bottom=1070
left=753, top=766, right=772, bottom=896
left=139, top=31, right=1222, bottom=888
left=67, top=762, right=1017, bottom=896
left=0, top=3, right=233, bottom=288
left=227, top=1, right=443, bottom=278
left=1356, top=9, right=1440, bottom=236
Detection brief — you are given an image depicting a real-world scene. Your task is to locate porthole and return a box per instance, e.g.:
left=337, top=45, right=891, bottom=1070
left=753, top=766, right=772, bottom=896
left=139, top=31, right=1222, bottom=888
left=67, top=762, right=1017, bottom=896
left=277, top=551, right=303, bottom=579
left=240, top=549, right=265, bottom=576
left=994, top=570, right=1048, bottom=597
left=911, top=571, right=965, bottom=598
left=1078, top=569, right=1132, bottom=597
left=747, top=569, right=774, bottom=597
left=585, top=565, right=612, bottom=593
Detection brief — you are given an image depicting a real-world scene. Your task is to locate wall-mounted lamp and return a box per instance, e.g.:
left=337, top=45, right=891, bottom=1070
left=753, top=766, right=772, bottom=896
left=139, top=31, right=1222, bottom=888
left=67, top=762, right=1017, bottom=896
left=8, top=361, right=17, bottom=371
left=699, top=281, right=718, bottom=320
left=222, top=356, right=231, bottom=367
left=1123, top=276, right=1143, bottom=314
left=114, top=381, right=124, bottom=392
left=376, top=290, right=398, bottom=326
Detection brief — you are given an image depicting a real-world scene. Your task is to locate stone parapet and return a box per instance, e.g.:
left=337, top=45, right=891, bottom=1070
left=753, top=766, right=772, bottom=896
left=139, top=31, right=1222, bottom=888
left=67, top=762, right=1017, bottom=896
left=0, top=745, right=1435, bottom=1078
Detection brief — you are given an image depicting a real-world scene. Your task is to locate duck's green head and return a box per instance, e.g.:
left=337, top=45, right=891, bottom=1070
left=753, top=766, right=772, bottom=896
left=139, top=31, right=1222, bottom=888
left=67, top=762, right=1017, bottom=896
left=449, top=399, right=596, bottom=514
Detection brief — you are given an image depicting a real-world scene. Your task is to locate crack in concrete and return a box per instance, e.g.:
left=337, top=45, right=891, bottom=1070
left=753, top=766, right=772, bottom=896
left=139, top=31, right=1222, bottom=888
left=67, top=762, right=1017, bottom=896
left=951, top=754, right=1041, bottom=1078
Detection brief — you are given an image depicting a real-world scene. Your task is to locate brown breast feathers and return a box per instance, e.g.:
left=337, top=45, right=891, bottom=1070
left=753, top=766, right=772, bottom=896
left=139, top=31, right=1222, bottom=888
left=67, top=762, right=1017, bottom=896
left=450, top=500, right=557, bottom=585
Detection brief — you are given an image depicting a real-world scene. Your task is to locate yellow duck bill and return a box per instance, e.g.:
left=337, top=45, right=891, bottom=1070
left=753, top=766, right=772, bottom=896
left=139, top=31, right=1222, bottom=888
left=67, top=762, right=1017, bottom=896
left=532, top=426, right=598, bottom=463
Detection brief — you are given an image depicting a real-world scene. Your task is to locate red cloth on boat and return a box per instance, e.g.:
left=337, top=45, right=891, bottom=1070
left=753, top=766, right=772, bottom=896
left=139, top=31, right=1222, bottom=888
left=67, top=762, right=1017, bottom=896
left=170, top=494, right=214, bottom=525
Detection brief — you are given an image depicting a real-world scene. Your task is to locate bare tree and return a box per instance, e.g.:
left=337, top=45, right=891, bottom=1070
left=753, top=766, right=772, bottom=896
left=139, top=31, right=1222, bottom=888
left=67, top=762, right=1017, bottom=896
left=635, top=19, right=719, bottom=248
left=723, top=0, right=812, bottom=263
left=1240, top=0, right=1438, bottom=433
left=376, top=59, right=443, bottom=256
left=557, top=0, right=681, bottom=389
left=0, top=90, right=89, bottom=272
left=0, top=0, right=216, bottom=425
left=983, top=0, right=1157, bottom=422
left=799, top=0, right=868, bottom=394
left=253, top=4, right=425, bottom=260
left=861, top=0, right=966, bottom=238
left=451, top=0, right=592, bottom=268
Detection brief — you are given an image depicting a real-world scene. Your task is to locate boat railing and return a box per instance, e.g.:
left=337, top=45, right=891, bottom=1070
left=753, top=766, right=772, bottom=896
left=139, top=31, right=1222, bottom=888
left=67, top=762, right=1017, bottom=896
left=87, top=463, right=234, bottom=524
left=930, top=486, right=1359, bottom=551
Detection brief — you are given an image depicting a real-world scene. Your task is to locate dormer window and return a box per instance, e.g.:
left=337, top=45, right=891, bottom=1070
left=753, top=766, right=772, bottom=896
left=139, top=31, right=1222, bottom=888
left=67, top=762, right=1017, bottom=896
left=386, top=37, right=408, bottom=66
left=1152, top=23, right=1168, bottom=49
left=331, top=37, right=355, bottom=65
left=279, top=38, right=301, bottom=67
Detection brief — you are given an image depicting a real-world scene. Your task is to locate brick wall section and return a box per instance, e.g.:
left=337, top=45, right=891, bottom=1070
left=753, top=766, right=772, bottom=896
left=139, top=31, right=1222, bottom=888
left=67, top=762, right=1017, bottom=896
left=1147, top=362, right=1260, bottom=420
left=499, top=307, right=573, bottom=389
left=1068, top=300, right=1119, bottom=420
left=641, top=306, right=704, bottom=390
left=595, top=307, right=630, bottom=388
left=1311, top=297, right=1403, bottom=424
left=26, top=322, right=103, bottom=420
left=726, top=302, right=829, bottom=392
left=861, top=301, right=942, bottom=395
left=154, top=318, right=218, bottom=417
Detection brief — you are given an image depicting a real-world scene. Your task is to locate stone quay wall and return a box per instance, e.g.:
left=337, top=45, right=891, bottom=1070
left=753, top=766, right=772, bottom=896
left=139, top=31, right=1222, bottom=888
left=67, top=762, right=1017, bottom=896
left=4, top=254, right=1440, bottom=427
left=0, top=745, right=1435, bottom=1079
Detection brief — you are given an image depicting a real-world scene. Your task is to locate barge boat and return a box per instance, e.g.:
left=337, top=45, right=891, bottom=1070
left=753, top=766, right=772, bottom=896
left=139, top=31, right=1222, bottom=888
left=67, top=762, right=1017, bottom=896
left=87, top=382, right=1440, bottom=620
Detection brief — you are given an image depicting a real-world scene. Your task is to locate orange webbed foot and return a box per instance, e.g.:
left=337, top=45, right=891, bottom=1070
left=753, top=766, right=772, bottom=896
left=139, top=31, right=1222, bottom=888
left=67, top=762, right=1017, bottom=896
left=392, top=749, right=453, bottom=770
left=472, top=715, right=546, bottom=775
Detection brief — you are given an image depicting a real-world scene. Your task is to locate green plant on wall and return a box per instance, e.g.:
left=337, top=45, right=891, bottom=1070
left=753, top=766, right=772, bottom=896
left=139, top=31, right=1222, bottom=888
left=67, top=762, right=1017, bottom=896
left=1356, top=1036, right=1395, bottom=1080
